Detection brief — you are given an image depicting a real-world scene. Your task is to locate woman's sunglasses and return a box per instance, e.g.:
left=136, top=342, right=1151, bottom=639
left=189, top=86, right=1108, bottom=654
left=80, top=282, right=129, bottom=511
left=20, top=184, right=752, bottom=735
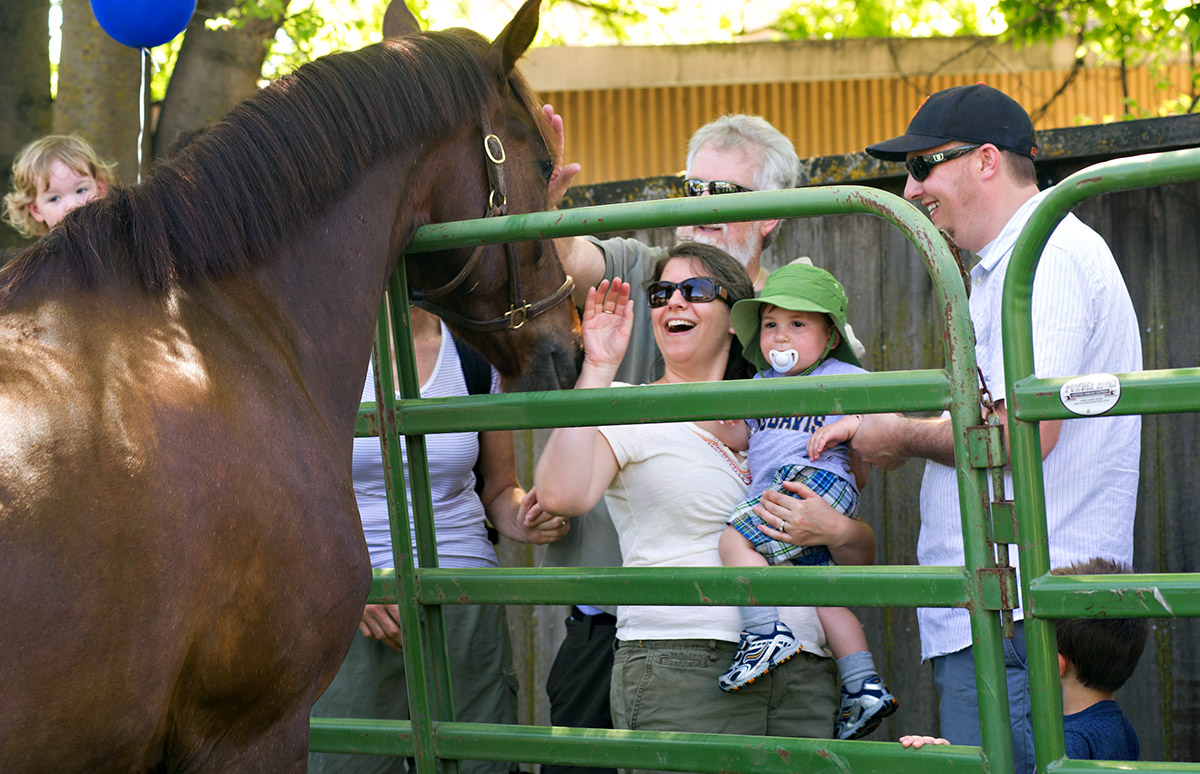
left=905, top=145, right=980, bottom=181
left=646, top=277, right=731, bottom=308
left=682, top=178, right=752, bottom=197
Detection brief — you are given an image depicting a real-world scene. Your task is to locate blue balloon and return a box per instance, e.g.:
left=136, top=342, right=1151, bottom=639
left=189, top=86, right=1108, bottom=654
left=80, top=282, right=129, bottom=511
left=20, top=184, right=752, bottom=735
left=89, top=0, right=197, bottom=49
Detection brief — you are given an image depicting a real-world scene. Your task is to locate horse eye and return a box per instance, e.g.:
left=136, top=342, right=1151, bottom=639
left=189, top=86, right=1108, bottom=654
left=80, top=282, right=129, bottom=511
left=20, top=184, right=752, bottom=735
left=539, top=159, right=554, bottom=182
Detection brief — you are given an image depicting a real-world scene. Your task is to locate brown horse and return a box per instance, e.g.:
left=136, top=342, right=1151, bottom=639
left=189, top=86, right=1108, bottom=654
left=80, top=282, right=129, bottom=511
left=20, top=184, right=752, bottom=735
left=0, top=2, right=577, bottom=771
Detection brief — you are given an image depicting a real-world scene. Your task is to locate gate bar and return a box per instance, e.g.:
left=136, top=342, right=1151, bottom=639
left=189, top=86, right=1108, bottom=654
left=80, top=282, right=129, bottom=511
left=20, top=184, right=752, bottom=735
left=320, top=184, right=1015, bottom=774
left=1000, top=148, right=1200, bottom=773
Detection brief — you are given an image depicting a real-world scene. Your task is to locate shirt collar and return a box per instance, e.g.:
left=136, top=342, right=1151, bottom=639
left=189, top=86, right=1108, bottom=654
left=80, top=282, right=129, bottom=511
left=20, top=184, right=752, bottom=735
left=974, top=189, right=1051, bottom=274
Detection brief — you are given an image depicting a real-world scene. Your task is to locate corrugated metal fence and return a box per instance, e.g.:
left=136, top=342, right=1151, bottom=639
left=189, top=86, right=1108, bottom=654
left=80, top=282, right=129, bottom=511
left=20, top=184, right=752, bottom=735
left=541, top=64, right=1194, bottom=186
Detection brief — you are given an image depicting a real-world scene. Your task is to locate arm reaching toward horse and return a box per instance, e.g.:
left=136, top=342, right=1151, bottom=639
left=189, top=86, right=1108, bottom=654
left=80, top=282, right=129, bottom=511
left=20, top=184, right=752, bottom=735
left=544, top=104, right=580, bottom=206
left=535, top=279, right=632, bottom=516
left=543, top=104, right=605, bottom=304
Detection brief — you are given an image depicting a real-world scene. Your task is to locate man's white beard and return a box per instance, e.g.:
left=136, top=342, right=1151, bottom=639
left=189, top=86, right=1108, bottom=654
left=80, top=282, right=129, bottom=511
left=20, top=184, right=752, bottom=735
left=676, top=224, right=759, bottom=269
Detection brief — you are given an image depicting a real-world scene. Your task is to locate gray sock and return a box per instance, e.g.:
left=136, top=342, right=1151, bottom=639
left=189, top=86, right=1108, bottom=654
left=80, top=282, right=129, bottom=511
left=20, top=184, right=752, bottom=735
left=836, top=650, right=878, bottom=693
left=740, top=606, right=781, bottom=634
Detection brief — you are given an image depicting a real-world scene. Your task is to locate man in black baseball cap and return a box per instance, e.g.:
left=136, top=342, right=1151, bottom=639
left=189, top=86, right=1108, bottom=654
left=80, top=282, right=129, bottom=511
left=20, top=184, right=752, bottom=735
left=864, top=83, right=1040, bottom=255
left=853, top=83, right=1143, bottom=774
left=866, top=82, right=1038, bottom=162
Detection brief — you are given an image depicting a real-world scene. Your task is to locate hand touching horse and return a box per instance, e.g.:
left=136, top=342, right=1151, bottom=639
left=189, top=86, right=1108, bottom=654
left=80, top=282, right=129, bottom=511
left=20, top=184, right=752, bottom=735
left=0, top=1, right=577, bottom=771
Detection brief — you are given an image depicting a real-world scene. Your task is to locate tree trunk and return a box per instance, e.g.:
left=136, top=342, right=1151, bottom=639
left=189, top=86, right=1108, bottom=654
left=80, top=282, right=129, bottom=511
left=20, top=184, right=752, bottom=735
left=154, top=0, right=289, bottom=158
left=56, top=0, right=143, bottom=184
left=0, top=0, right=54, bottom=247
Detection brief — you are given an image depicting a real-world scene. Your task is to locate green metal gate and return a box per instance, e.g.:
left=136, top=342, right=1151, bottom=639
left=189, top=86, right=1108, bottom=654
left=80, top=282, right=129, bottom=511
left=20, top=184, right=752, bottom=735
left=310, top=147, right=1200, bottom=774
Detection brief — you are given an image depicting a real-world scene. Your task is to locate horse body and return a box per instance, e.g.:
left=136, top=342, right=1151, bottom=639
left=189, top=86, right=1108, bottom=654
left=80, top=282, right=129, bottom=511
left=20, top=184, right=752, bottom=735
left=0, top=2, right=576, bottom=770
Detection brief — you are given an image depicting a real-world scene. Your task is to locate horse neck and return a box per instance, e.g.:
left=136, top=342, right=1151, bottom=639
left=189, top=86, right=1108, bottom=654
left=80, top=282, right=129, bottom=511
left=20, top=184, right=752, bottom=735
left=249, top=155, right=418, bottom=436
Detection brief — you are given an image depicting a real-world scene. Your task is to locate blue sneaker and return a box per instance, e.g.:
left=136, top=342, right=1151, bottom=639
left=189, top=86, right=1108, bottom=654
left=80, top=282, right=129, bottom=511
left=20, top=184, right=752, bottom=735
left=718, top=622, right=802, bottom=692
left=834, top=675, right=898, bottom=740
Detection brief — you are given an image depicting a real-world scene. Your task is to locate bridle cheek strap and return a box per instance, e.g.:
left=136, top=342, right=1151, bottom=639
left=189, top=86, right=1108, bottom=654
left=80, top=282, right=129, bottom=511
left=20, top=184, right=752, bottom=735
left=409, top=116, right=574, bottom=331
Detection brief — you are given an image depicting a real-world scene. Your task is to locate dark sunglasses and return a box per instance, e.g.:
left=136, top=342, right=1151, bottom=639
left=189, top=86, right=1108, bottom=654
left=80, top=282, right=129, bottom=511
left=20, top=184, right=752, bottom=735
left=905, top=145, right=980, bottom=181
left=682, top=178, right=752, bottom=197
left=646, top=277, right=731, bottom=308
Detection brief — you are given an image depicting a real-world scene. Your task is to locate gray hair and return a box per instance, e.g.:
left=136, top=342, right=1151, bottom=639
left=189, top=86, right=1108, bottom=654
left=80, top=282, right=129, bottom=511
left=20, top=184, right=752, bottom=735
left=685, top=114, right=800, bottom=192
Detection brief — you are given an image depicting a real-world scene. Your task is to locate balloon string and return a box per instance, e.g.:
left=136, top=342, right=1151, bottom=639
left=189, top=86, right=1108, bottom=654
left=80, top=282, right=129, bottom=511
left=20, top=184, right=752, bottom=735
left=138, top=47, right=148, bottom=184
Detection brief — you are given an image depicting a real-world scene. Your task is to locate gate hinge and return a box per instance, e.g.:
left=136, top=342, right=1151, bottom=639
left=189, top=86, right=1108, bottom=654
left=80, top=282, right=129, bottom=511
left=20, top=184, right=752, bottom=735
left=988, top=499, right=1017, bottom=545
left=976, top=566, right=1018, bottom=612
left=965, top=423, right=1005, bottom=469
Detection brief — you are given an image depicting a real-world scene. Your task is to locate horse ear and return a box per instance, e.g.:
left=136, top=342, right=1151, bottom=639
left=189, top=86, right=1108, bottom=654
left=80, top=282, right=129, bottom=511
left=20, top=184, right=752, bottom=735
left=488, top=0, right=540, bottom=75
left=382, top=0, right=421, bottom=38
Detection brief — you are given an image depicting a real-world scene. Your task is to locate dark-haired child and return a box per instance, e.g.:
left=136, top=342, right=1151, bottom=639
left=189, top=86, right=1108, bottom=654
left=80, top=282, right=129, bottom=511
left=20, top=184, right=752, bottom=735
left=902, top=556, right=1147, bottom=761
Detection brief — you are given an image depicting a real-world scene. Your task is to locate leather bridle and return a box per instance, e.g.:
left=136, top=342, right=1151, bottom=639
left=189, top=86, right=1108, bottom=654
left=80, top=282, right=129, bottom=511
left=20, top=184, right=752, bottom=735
left=409, top=117, right=574, bottom=331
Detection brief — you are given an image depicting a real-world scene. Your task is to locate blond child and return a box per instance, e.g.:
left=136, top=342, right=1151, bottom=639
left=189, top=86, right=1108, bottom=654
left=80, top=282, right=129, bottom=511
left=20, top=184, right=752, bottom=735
left=710, top=262, right=897, bottom=740
left=4, top=135, right=115, bottom=238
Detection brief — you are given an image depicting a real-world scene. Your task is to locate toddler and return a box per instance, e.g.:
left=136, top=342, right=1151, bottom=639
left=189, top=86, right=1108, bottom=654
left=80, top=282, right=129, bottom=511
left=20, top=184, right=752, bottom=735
left=713, top=262, right=897, bottom=740
left=4, top=134, right=115, bottom=238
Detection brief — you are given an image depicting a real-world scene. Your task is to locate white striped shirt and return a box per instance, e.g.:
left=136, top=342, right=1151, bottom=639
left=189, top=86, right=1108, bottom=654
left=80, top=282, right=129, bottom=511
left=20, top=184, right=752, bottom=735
left=355, top=322, right=502, bottom=570
left=918, top=190, right=1142, bottom=660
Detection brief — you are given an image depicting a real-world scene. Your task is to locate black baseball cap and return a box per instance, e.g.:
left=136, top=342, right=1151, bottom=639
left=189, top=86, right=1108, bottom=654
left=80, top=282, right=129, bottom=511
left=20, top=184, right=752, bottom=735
left=866, top=83, right=1038, bottom=162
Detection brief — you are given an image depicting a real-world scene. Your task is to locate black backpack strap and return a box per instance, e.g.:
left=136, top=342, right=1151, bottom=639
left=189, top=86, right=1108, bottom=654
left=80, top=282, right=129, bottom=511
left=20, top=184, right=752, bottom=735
left=453, top=334, right=492, bottom=397
left=451, top=334, right=497, bottom=542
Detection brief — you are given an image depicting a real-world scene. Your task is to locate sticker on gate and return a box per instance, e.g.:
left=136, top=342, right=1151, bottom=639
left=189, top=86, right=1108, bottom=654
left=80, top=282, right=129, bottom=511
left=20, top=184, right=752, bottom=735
left=1059, top=373, right=1121, bottom=416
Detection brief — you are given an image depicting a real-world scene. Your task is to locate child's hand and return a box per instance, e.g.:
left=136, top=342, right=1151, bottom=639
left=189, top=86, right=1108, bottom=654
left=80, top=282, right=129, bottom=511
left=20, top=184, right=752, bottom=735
left=899, top=735, right=950, bottom=748
left=807, top=414, right=863, bottom=461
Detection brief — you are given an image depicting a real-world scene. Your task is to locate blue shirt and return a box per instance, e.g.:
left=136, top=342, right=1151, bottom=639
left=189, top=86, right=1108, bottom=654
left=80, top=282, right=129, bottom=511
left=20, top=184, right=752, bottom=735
left=1063, top=700, right=1139, bottom=761
left=745, top=357, right=867, bottom=500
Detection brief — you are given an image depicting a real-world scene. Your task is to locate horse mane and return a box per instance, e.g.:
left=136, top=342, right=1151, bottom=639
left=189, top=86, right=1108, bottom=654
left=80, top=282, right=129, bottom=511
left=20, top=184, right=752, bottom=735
left=0, top=28, right=548, bottom=305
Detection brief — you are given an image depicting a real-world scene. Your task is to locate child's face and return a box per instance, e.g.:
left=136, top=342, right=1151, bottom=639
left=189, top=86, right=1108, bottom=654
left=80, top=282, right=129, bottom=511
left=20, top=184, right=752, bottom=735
left=759, top=305, right=837, bottom=375
left=29, top=159, right=106, bottom=231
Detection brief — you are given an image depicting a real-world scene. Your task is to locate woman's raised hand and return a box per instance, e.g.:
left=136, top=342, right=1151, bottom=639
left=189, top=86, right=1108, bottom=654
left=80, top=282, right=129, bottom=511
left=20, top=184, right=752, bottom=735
left=580, top=278, right=634, bottom=377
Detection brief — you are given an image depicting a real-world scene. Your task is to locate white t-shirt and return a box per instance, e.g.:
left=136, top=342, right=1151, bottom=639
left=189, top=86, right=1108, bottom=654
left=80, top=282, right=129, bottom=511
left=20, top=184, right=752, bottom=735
left=599, top=383, right=828, bottom=654
left=355, top=321, right=501, bottom=570
left=918, top=191, right=1142, bottom=660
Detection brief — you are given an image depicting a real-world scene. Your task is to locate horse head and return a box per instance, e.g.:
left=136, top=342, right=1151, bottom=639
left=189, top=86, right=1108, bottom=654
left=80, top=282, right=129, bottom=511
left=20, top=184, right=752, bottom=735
left=387, top=0, right=582, bottom=393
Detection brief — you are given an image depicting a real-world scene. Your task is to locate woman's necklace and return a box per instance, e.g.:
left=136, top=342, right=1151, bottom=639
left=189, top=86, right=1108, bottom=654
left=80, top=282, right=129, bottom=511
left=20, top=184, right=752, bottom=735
left=695, top=431, right=752, bottom=484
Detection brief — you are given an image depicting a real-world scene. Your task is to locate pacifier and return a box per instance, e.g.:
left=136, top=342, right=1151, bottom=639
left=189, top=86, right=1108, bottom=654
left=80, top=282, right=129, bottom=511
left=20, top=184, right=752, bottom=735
left=768, top=349, right=799, bottom=374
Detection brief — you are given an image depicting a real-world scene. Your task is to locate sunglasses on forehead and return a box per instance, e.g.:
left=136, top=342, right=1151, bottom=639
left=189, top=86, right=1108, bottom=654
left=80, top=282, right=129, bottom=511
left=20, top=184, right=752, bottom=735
left=682, top=178, right=753, bottom=197
left=646, top=277, right=731, bottom=308
left=905, top=145, right=980, bottom=182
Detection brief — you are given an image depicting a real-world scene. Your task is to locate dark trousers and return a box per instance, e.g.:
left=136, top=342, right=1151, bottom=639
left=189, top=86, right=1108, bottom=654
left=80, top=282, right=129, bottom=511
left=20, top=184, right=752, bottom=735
left=542, top=607, right=618, bottom=774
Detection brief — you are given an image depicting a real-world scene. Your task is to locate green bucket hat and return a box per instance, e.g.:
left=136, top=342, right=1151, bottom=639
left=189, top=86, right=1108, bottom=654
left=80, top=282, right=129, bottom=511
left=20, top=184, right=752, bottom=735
left=731, top=262, right=862, bottom=372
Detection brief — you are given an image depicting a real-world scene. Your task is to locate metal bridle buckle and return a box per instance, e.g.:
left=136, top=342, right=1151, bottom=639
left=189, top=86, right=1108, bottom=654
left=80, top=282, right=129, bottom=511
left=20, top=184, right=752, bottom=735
left=504, top=302, right=533, bottom=329
left=488, top=189, right=507, bottom=212
left=484, top=134, right=506, bottom=164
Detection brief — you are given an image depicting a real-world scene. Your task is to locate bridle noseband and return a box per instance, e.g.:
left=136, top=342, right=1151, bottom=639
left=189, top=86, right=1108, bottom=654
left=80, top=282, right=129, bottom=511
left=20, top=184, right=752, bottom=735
left=409, top=117, right=574, bottom=331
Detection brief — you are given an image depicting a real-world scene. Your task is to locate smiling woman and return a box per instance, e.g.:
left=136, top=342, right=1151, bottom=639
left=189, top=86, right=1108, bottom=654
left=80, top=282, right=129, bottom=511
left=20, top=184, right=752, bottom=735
left=532, top=243, right=857, bottom=767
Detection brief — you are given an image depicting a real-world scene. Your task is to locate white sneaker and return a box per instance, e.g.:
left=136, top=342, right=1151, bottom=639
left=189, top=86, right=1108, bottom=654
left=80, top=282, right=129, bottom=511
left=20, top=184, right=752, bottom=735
left=717, top=622, right=802, bottom=692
